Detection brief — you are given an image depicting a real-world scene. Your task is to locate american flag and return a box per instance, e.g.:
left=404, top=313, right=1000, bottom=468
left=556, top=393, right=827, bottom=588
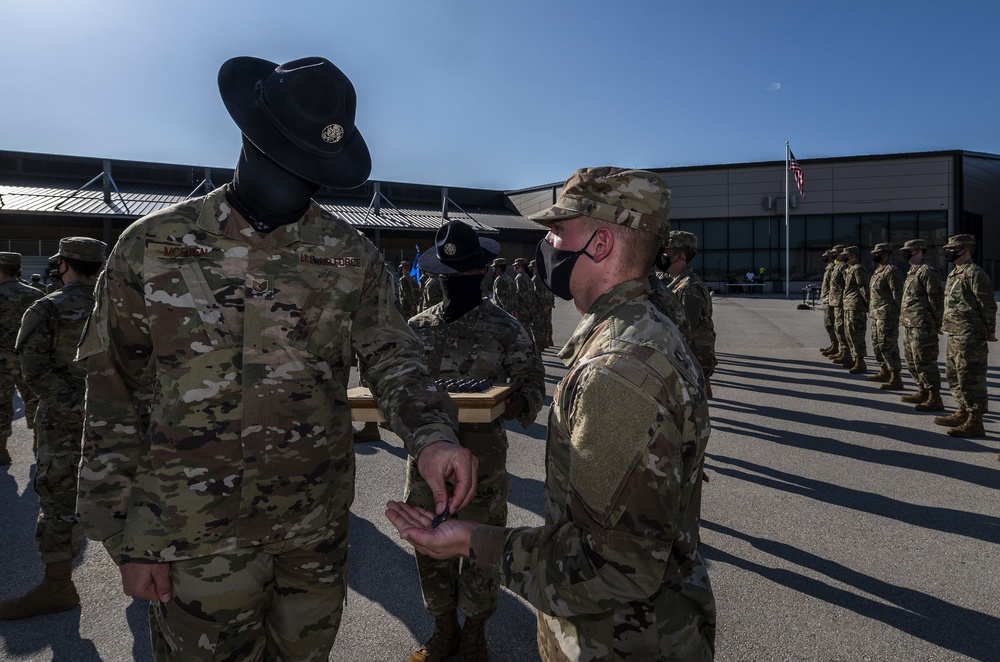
left=789, top=150, right=805, bottom=198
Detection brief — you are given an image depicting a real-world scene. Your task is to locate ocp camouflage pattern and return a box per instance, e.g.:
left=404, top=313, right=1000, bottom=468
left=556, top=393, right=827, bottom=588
left=668, top=266, right=716, bottom=377
left=469, top=278, right=715, bottom=661
left=76, top=186, right=459, bottom=563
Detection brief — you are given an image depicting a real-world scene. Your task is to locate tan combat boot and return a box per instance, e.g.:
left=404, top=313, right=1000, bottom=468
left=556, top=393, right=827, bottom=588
left=840, top=354, right=855, bottom=369
left=947, top=411, right=985, bottom=438
left=879, top=372, right=904, bottom=390
left=820, top=343, right=837, bottom=356
left=914, top=387, right=945, bottom=412
left=459, top=618, right=488, bottom=662
left=0, top=561, right=80, bottom=620
left=900, top=387, right=928, bottom=404
left=866, top=366, right=889, bottom=382
left=848, top=357, right=867, bottom=374
left=829, top=349, right=846, bottom=362
left=933, top=407, right=968, bottom=427
left=407, top=611, right=461, bottom=662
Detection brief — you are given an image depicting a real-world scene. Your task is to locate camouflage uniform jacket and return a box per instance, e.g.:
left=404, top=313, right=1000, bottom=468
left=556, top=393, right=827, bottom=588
left=16, top=278, right=96, bottom=412
left=942, top=262, right=997, bottom=337
left=648, top=273, right=691, bottom=342
left=421, top=275, right=443, bottom=311
left=470, top=278, right=716, bottom=660
left=868, top=264, right=903, bottom=322
left=1, top=279, right=44, bottom=356
left=533, top=274, right=555, bottom=310
left=901, top=263, right=944, bottom=330
left=827, top=262, right=847, bottom=306
left=514, top=272, right=538, bottom=321
left=842, top=264, right=869, bottom=312
left=408, top=299, right=544, bottom=430
left=820, top=262, right=835, bottom=305
left=399, top=273, right=420, bottom=318
left=493, top=273, right=517, bottom=316
left=76, top=187, right=459, bottom=563
left=668, top=267, right=716, bottom=374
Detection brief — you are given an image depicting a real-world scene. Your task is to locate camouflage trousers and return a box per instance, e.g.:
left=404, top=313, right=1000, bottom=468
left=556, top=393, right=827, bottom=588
left=945, top=333, right=989, bottom=413
left=823, top=304, right=837, bottom=346
left=535, top=592, right=716, bottom=662
left=539, top=307, right=554, bottom=347
left=832, top=305, right=847, bottom=351
left=33, top=404, right=84, bottom=563
left=404, top=423, right=508, bottom=619
left=149, top=516, right=349, bottom=662
left=870, top=318, right=902, bottom=372
left=903, top=326, right=941, bottom=390
left=0, top=352, right=38, bottom=441
left=844, top=310, right=867, bottom=358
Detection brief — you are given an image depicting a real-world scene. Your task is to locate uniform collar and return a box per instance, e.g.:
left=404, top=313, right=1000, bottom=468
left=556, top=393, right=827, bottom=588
left=558, top=277, right=648, bottom=367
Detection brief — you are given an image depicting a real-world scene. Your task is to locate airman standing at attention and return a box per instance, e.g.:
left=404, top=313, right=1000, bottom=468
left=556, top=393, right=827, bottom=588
left=512, top=257, right=539, bottom=338
left=827, top=245, right=850, bottom=365
left=490, top=258, right=516, bottom=317
left=0, top=252, right=43, bottom=465
left=899, top=239, right=945, bottom=409
left=0, top=237, right=106, bottom=620
left=867, top=243, right=905, bottom=389
left=840, top=246, right=870, bottom=374
left=399, top=260, right=421, bottom=319
left=422, top=272, right=444, bottom=311
left=934, top=234, right=997, bottom=437
left=819, top=247, right=840, bottom=357
left=529, top=259, right=554, bottom=349
left=663, top=230, right=717, bottom=381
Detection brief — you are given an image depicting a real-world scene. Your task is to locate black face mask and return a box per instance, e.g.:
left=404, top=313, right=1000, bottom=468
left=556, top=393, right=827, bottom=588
left=440, top=273, right=485, bottom=322
left=871, top=253, right=886, bottom=264
left=534, top=230, right=598, bottom=301
left=945, top=248, right=963, bottom=263
left=226, top=138, right=320, bottom=234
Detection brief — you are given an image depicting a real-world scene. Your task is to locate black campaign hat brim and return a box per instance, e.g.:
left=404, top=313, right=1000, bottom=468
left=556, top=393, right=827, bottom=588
left=418, top=237, right=500, bottom=275
left=218, top=56, right=371, bottom=190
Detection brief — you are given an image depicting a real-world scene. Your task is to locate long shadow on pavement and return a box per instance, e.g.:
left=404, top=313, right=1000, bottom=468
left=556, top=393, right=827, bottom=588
left=706, top=454, right=1000, bottom=545
left=701, top=520, right=999, bottom=661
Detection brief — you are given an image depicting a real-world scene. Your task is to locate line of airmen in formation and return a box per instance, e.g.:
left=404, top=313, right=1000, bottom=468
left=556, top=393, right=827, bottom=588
left=818, top=233, right=997, bottom=438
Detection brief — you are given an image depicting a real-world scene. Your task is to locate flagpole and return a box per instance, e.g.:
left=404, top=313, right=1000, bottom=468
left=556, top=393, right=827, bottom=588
left=785, top=141, right=790, bottom=300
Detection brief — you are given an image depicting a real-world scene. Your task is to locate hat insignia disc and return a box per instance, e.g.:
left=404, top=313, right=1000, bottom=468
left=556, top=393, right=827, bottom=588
left=443, top=243, right=457, bottom=256
left=321, top=124, right=344, bottom=143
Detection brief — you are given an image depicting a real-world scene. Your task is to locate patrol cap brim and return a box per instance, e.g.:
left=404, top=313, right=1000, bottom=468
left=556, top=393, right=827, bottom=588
left=527, top=205, right=582, bottom=226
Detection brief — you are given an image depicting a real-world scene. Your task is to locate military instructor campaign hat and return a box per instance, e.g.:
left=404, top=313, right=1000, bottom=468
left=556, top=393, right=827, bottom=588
left=944, top=233, right=976, bottom=249
left=55, top=237, right=107, bottom=263
left=901, top=239, right=927, bottom=251
left=528, top=167, right=672, bottom=240
left=219, top=56, right=371, bottom=189
left=0, top=252, right=21, bottom=266
left=418, top=220, right=500, bottom=275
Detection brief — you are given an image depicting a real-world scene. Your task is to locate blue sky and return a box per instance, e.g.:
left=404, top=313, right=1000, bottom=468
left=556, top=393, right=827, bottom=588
left=2, top=1, right=998, bottom=190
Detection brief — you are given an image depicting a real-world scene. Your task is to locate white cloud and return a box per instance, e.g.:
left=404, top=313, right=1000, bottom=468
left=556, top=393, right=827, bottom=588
left=768, top=83, right=782, bottom=91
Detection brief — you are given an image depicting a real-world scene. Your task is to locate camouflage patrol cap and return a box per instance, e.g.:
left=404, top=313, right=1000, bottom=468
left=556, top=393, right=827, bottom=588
left=528, top=167, right=671, bottom=240
left=666, top=230, right=698, bottom=252
left=944, top=233, right=976, bottom=249
left=901, top=239, right=927, bottom=251
left=832, top=244, right=847, bottom=253
left=840, top=245, right=859, bottom=256
left=528, top=259, right=537, bottom=267
left=399, top=260, right=411, bottom=268
left=822, top=248, right=837, bottom=258
left=56, top=237, right=107, bottom=263
left=491, top=257, right=506, bottom=267
left=872, top=243, right=893, bottom=253
left=513, top=257, right=528, bottom=267
left=0, top=252, right=21, bottom=266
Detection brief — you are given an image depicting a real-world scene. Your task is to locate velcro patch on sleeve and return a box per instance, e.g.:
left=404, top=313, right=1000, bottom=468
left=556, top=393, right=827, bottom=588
left=568, top=364, right=664, bottom=523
